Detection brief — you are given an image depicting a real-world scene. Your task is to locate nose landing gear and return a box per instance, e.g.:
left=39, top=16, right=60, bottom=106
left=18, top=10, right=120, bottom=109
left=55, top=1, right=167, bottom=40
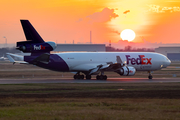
left=148, top=71, right=153, bottom=79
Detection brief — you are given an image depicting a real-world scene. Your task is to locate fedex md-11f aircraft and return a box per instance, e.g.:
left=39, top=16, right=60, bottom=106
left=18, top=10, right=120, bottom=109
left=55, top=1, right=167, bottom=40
left=7, top=20, right=171, bottom=80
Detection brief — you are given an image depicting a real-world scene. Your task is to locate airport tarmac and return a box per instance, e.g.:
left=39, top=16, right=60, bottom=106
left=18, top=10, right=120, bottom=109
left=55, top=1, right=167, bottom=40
left=0, top=78, right=179, bottom=84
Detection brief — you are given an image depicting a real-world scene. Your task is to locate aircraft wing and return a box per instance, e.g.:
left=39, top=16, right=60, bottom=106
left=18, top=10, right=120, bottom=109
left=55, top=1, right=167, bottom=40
left=89, top=56, right=125, bottom=75
left=6, top=53, right=28, bottom=64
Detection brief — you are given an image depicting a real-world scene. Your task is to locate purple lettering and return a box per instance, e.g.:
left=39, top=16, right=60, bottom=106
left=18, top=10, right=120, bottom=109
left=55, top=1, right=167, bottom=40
left=126, top=55, right=152, bottom=65
left=131, top=58, right=136, bottom=65
left=137, top=55, right=141, bottom=65
left=126, top=55, right=131, bottom=65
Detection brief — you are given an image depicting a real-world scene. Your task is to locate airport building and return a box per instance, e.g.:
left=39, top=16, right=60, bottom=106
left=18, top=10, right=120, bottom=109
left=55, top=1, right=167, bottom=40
left=155, top=47, right=180, bottom=61
left=54, top=44, right=106, bottom=52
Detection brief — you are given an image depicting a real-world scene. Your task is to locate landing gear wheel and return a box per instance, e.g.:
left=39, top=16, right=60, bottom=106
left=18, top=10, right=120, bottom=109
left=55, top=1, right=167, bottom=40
left=103, top=75, right=107, bottom=80
left=96, top=75, right=100, bottom=80
left=86, top=75, right=91, bottom=80
left=80, top=75, right=84, bottom=79
left=74, top=75, right=77, bottom=79
left=74, top=74, right=84, bottom=80
left=96, top=75, right=107, bottom=80
left=148, top=71, right=153, bottom=79
left=99, top=75, right=103, bottom=80
left=148, top=75, right=153, bottom=79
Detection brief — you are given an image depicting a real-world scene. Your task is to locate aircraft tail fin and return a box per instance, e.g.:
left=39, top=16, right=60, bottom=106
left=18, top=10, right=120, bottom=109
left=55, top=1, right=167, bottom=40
left=16, top=20, right=56, bottom=53
left=20, top=20, right=44, bottom=43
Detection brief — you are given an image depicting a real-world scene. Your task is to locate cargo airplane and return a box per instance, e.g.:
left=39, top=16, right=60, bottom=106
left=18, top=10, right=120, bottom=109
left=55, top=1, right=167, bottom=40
left=7, top=20, right=171, bottom=80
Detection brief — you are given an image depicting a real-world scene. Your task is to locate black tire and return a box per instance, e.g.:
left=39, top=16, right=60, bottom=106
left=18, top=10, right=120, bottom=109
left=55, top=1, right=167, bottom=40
left=74, top=75, right=77, bottom=79
left=96, top=75, right=100, bottom=80
left=103, top=75, right=107, bottom=80
left=86, top=75, right=91, bottom=80
left=148, top=76, right=153, bottom=79
left=100, top=75, right=103, bottom=80
left=80, top=75, right=84, bottom=79
left=77, top=75, right=81, bottom=79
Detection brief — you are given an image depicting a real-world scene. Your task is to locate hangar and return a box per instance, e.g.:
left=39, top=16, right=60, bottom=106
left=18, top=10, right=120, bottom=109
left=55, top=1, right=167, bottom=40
left=54, top=44, right=106, bottom=52
left=155, top=47, right=180, bottom=61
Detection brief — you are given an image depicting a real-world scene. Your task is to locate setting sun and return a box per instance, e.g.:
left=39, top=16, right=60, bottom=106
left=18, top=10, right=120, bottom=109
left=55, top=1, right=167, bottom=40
left=120, top=29, right=136, bottom=42
left=1, top=0, right=180, bottom=46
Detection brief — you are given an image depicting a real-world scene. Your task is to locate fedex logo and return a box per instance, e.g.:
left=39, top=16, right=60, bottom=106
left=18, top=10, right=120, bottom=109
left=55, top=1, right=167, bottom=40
left=34, top=45, right=45, bottom=50
left=126, top=55, right=152, bottom=65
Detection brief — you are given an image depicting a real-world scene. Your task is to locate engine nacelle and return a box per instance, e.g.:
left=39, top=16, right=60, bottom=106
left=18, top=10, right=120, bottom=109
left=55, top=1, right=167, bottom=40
left=16, top=41, right=56, bottom=53
left=117, top=66, right=136, bottom=76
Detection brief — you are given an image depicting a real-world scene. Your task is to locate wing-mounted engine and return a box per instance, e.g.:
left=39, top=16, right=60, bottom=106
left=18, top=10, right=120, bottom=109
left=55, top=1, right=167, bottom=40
left=16, top=41, right=56, bottom=53
left=116, top=66, right=136, bottom=76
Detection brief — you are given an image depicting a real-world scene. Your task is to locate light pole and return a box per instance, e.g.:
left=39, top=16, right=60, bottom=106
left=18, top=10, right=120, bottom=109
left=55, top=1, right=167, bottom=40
left=3, top=36, right=7, bottom=48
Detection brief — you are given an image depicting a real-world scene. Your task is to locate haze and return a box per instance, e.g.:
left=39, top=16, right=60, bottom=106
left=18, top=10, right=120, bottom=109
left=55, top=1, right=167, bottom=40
left=0, top=0, right=180, bottom=48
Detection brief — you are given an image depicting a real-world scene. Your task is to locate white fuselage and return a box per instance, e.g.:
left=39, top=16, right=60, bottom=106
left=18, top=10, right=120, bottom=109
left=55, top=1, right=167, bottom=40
left=55, top=52, right=171, bottom=72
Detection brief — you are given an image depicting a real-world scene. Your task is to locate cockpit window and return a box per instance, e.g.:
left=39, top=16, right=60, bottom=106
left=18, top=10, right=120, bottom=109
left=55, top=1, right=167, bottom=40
left=165, top=56, right=169, bottom=61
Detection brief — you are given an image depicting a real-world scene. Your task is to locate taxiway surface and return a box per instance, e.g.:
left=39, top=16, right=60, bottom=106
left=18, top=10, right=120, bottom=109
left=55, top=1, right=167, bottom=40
left=0, top=78, right=179, bottom=84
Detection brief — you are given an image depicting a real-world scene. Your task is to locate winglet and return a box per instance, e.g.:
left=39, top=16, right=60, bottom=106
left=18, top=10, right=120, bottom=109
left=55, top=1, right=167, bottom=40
left=116, top=56, right=126, bottom=67
left=116, top=56, right=123, bottom=63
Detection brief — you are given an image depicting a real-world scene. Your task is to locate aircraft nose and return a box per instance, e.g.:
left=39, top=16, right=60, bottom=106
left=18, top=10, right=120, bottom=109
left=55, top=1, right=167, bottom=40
left=167, top=59, right=171, bottom=66
left=162, top=58, right=171, bottom=68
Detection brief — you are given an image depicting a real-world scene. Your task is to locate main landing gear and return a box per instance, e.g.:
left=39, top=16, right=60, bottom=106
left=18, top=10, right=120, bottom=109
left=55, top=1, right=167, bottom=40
left=73, top=72, right=107, bottom=80
left=73, top=72, right=84, bottom=79
left=86, top=75, right=91, bottom=80
left=73, top=72, right=91, bottom=80
left=148, top=71, right=153, bottom=79
left=96, top=75, right=107, bottom=80
left=74, top=74, right=84, bottom=79
left=74, top=74, right=91, bottom=80
left=96, top=71, right=107, bottom=80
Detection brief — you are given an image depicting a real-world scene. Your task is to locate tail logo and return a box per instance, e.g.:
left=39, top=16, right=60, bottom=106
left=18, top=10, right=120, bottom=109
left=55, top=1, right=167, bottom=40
left=34, top=45, right=45, bottom=50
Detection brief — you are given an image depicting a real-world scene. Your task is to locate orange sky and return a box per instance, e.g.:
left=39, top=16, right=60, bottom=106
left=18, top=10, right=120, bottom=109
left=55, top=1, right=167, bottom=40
left=1, top=0, right=180, bottom=47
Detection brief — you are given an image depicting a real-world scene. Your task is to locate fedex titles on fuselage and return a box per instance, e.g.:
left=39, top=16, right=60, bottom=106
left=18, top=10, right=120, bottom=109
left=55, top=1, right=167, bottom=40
left=126, top=55, right=152, bottom=65
left=34, top=45, right=45, bottom=50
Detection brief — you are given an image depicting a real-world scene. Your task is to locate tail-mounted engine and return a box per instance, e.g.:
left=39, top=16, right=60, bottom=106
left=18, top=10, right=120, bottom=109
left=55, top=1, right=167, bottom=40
left=16, top=41, right=56, bottom=53
left=117, top=66, right=136, bottom=76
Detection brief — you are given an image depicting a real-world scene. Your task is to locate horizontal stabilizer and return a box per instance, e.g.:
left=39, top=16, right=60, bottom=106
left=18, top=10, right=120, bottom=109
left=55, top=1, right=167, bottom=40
left=6, top=53, right=28, bottom=64
left=6, top=54, right=15, bottom=63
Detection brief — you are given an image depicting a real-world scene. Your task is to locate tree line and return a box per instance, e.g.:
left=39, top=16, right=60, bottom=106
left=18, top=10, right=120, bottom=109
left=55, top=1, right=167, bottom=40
left=106, top=46, right=155, bottom=52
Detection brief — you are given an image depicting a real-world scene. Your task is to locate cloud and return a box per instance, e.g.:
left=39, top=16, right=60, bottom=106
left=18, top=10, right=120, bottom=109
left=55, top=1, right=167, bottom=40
left=111, top=30, right=120, bottom=35
left=76, top=18, right=83, bottom=22
left=87, top=7, right=118, bottom=23
left=72, top=7, right=120, bottom=43
left=123, top=10, right=130, bottom=14
left=147, top=4, right=180, bottom=13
